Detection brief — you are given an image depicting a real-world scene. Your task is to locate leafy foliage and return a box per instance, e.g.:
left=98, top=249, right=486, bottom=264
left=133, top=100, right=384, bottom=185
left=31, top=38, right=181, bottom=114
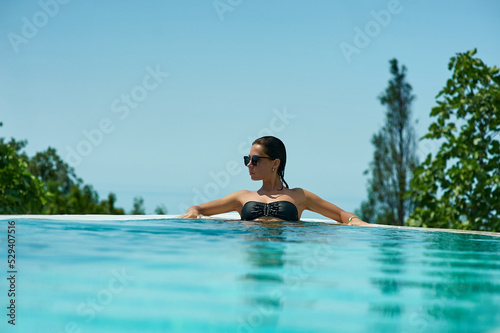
left=29, top=147, right=80, bottom=195
left=358, top=59, right=419, bottom=225
left=0, top=122, right=129, bottom=214
left=407, top=49, right=500, bottom=231
left=131, top=196, right=146, bottom=215
left=1, top=120, right=172, bottom=216
left=155, top=204, right=168, bottom=215
left=27, top=147, right=125, bottom=214
left=100, top=193, right=125, bottom=215
left=0, top=140, right=47, bottom=214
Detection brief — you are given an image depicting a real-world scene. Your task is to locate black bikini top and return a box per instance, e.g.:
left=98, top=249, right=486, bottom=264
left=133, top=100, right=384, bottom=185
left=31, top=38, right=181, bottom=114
left=240, top=201, right=299, bottom=221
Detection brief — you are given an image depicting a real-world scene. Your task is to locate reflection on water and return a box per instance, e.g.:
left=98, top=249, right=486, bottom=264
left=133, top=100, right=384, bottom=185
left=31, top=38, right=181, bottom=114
left=239, top=221, right=288, bottom=330
left=409, top=232, right=500, bottom=332
left=368, top=232, right=407, bottom=331
left=365, top=229, right=500, bottom=332
left=231, top=221, right=500, bottom=333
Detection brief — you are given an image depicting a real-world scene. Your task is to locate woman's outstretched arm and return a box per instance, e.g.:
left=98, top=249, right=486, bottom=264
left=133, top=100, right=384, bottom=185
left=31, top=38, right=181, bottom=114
left=177, top=191, right=244, bottom=218
left=303, top=189, right=372, bottom=226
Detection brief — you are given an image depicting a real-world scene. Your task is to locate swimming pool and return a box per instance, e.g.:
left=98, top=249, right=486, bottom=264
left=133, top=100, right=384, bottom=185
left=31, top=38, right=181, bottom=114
left=1, top=215, right=499, bottom=333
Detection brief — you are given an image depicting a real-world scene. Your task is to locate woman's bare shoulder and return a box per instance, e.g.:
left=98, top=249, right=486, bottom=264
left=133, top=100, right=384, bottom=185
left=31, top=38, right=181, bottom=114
left=289, top=187, right=308, bottom=198
left=290, top=187, right=308, bottom=194
left=289, top=188, right=323, bottom=202
left=229, top=190, right=254, bottom=201
left=234, top=189, right=254, bottom=195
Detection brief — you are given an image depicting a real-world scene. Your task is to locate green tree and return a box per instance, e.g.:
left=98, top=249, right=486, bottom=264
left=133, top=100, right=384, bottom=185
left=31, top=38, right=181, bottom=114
left=1, top=123, right=141, bottom=216
left=29, top=147, right=80, bottom=195
left=27, top=146, right=125, bottom=214
left=358, top=59, right=419, bottom=225
left=0, top=123, right=47, bottom=213
left=154, top=204, right=168, bottom=215
left=408, top=49, right=500, bottom=231
left=100, top=193, right=125, bottom=214
left=28, top=147, right=94, bottom=214
left=131, top=196, right=146, bottom=215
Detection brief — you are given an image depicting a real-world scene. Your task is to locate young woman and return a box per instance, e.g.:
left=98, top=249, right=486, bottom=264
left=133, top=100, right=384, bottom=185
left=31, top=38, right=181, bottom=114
left=179, top=136, right=371, bottom=226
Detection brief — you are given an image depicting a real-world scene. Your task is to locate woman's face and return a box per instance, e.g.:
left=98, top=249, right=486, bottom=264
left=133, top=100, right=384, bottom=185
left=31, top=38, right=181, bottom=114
left=247, top=144, right=277, bottom=181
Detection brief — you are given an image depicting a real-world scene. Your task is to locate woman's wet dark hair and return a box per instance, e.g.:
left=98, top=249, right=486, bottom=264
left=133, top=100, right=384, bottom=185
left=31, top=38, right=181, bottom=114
left=252, top=136, right=289, bottom=190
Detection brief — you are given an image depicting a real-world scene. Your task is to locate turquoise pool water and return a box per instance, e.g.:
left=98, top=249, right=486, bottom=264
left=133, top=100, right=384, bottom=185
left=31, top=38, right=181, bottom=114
left=1, top=217, right=499, bottom=333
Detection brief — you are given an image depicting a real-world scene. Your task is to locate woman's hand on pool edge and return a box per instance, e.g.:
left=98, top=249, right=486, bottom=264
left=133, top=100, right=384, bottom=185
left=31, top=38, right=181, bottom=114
left=177, top=206, right=202, bottom=219
left=347, top=217, right=374, bottom=227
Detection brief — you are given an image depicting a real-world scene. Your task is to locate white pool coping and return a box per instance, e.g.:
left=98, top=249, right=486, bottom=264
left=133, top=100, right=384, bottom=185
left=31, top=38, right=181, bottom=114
left=1, top=212, right=334, bottom=222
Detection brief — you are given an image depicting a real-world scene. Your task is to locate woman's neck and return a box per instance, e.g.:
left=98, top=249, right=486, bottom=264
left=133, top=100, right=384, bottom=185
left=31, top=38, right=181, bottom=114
left=260, top=176, right=283, bottom=192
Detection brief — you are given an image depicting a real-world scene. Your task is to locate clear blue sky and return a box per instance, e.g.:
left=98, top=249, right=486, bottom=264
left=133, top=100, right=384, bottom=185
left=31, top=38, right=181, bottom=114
left=1, top=0, right=499, bottom=217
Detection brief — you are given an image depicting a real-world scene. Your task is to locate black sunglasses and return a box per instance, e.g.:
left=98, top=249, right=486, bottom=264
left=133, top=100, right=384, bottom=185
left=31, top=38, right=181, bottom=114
left=244, top=155, right=273, bottom=166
